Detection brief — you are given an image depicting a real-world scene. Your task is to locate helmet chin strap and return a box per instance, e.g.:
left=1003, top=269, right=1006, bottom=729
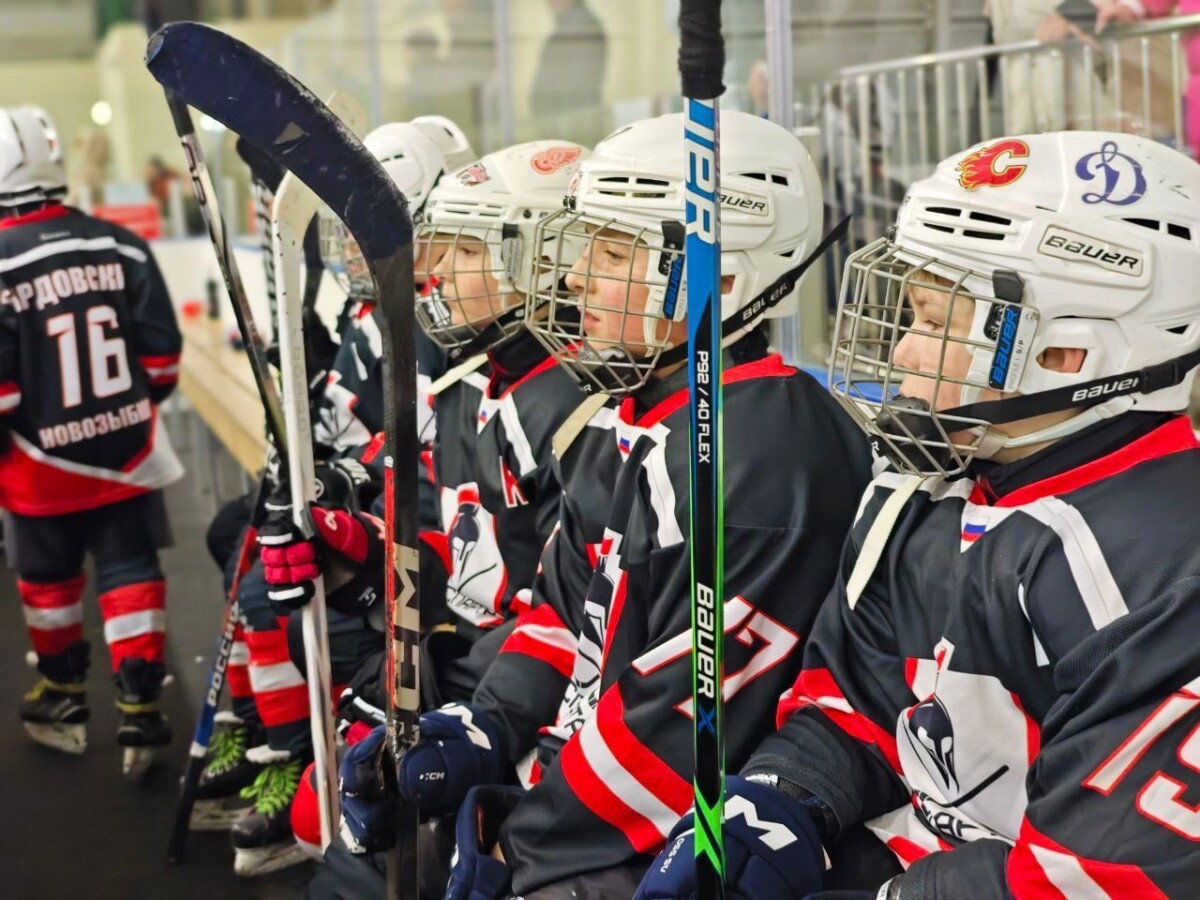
left=974, top=396, right=1133, bottom=457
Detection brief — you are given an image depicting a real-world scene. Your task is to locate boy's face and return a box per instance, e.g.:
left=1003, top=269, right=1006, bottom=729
left=563, top=227, right=686, bottom=355
left=891, top=274, right=989, bottom=413
left=429, top=233, right=504, bottom=326
left=413, top=235, right=448, bottom=289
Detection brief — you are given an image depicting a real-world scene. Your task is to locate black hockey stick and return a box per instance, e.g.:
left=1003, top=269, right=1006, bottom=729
left=165, top=483, right=264, bottom=864
left=157, top=82, right=289, bottom=461
left=680, top=1, right=727, bottom=897
left=146, top=22, right=422, bottom=893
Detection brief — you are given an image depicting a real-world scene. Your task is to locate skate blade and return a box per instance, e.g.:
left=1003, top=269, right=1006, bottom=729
left=122, top=746, right=157, bottom=780
left=23, top=722, right=87, bottom=755
left=233, top=841, right=308, bottom=877
left=189, top=799, right=252, bottom=831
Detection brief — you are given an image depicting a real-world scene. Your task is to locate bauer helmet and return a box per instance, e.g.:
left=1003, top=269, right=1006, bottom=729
left=319, top=117, right=475, bottom=297
left=528, top=110, right=824, bottom=395
left=830, top=132, right=1200, bottom=477
left=0, top=106, right=65, bottom=208
left=415, top=140, right=589, bottom=359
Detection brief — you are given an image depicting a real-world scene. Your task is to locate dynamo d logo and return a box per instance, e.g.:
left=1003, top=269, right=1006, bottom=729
left=1075, top=141, right=1147, bottom=207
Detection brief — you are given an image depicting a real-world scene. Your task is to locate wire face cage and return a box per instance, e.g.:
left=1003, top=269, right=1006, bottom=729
left=412, top=222, right=531, bottom=353
left=318, top=209, right=374, bottom=299
left=830, top=236, right=1039, bottom=477
left=528, top=206, right=686, bottom=396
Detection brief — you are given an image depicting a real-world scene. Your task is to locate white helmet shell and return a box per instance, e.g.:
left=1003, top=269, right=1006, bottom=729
left=411, top=115, right=476, bottom=172
left=422, top=139, right=590, bottom=297
left=0, top=106, right=65, bottom=208
left=895, top=131, right=1200, bottom=417
left=363, top=120, right=472, bottom=219
left=570, top=109, right=824, bottom=329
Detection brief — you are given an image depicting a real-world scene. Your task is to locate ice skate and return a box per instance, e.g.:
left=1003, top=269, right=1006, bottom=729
left=117, top=702, right=172, bottom=780
left=19, top=679, right=88, bottom=755
left=114, top=658, right=171, bottom=780
left=230, top=746, right=307, bottom=876
left=190, top=712, right=258, bottom=830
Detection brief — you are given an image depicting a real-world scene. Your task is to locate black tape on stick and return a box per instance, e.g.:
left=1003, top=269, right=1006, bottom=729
left=678, top=0, right=726, bottom=100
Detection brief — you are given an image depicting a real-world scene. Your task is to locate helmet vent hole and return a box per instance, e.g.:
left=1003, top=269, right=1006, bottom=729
left=593, top=175, right=671, bottom=200
left=1123, top=217, right=1192, bottom=242
left=926, top=206, right=961, bottom=217
left=922, top=223, right=954, bottom=234
left=962, top=229, right=1005, bottom=241
left=968, top=211, right=1011, bottom=225
left=1166, top=323, right=1191, bottom=336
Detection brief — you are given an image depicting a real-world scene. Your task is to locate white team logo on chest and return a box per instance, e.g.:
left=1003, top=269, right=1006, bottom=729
left=550, top=530, right=625, bottom=741
left=896, top=638, right=1036, bottom=844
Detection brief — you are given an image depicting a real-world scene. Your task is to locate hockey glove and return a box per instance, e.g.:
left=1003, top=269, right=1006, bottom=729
left=445, top=784, right=525, bottom=900
left=338, top=723, right=397, bottom=855
left=397, top=703, right=507, bottom=818
left=634, top=776, right=826, bottom=900
left=313, top=457, right=380, bottom=511
left=258, top=501, right=388, bottom=616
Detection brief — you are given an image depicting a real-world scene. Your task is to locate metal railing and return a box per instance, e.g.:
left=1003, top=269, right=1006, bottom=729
left=804, top=13, right=1200, bottom=268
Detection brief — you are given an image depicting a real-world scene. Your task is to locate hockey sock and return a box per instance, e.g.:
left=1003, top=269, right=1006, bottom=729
left=98, top=580, right=167, bottom=672
left=245, top=616, right=311, bottom=754
left=19, top=574, right=88, bottom=683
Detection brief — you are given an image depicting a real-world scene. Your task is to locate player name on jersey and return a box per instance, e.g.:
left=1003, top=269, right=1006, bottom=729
left=1, top=260, right=128, bottom=313
left=38, top=398, right=153, bottom=450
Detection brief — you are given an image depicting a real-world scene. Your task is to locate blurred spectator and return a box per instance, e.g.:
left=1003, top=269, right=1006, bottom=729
left=987, top=1, right=1174, bottom=133
left=65, top=128, right=110, bottom=211
left=748, top=58, right=770, bottom=117
left=144, top=155, right=182, bottom=212
left=531, top=0, right=607, bottom=123
left=1181, top=0, right=1200, bottom=158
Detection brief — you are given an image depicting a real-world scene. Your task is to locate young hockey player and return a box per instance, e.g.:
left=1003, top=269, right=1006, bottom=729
left=412, top=138, right=591, bottom=705
left=0, top=106, right=184, bottom=779
left=401, top=110, right=872, bottom=898
left=189, top=118, right=474, bottom=875
left=635, top=132, right=1200, bottom=899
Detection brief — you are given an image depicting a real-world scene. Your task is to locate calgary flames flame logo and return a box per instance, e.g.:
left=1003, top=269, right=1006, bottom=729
left=530, top=145, right=582, bottom=175
left=956, top=139, right=1030, bottom=191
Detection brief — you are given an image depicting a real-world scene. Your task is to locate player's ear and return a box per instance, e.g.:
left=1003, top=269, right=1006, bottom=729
left=720, top=274, right=736, bottom=294
left=1037, top=347, right=1086, bottom=375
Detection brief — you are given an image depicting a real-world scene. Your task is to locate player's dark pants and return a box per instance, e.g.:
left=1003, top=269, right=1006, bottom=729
left=6, top=491, right=172, bottom=701
left=236, top=556, right=383, bottom=757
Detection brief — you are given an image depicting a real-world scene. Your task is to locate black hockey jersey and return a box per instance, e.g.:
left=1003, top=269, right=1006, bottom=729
left=313, top=299, right=385, bottom=455
left=498, top=351, right=873, bottom=893
left=744, top=413, right=1200, bottom=899
left=473, top=383, right=630, bottom=776
left=433, top=331, right=587, bottom=631
left=0, top=204, right=183, bottom=515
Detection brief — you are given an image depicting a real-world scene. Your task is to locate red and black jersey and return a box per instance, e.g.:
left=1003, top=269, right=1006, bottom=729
left=496, top=346, right=873, bottom=894
left=0, top=204, right=182, bottom=516
left=433, top=330, right=588, bottom=632
left=313, top=299, right=385, bottom=455
left=744, top=413, right=1200, bottom=899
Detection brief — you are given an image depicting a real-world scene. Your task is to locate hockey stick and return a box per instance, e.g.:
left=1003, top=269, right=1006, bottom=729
left=166, top=482, right=264, bottom=864
left=679, top=2, right=727, bottom=897
left=272, top=168, right=342, bottom=849
left=146, top=25, right=422, bottom=892
left=158, top=86, right=289, bottom=460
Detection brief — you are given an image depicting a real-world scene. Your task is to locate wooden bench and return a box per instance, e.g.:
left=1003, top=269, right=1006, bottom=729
left=177, top=316, right=268, bottom=476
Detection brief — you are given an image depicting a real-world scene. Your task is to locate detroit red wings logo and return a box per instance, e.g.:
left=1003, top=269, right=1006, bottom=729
left=530, top=145, right=582, bottom=175
left=458, top=163, right=491, bottom=186
left=956, top=139, right=1029, bottom=191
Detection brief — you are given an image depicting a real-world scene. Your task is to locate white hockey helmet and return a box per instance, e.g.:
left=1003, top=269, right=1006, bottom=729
left=319, top=117, right=475, bottom=297
left=830, top=132, right=1200, bottom=476
left=0, top=106, right=66, bottom=208
left=415, top=140, right=590, bottom=359
left=527, top=110, right=824, bottom=395
left=411, top=115, right=476, bottom=172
